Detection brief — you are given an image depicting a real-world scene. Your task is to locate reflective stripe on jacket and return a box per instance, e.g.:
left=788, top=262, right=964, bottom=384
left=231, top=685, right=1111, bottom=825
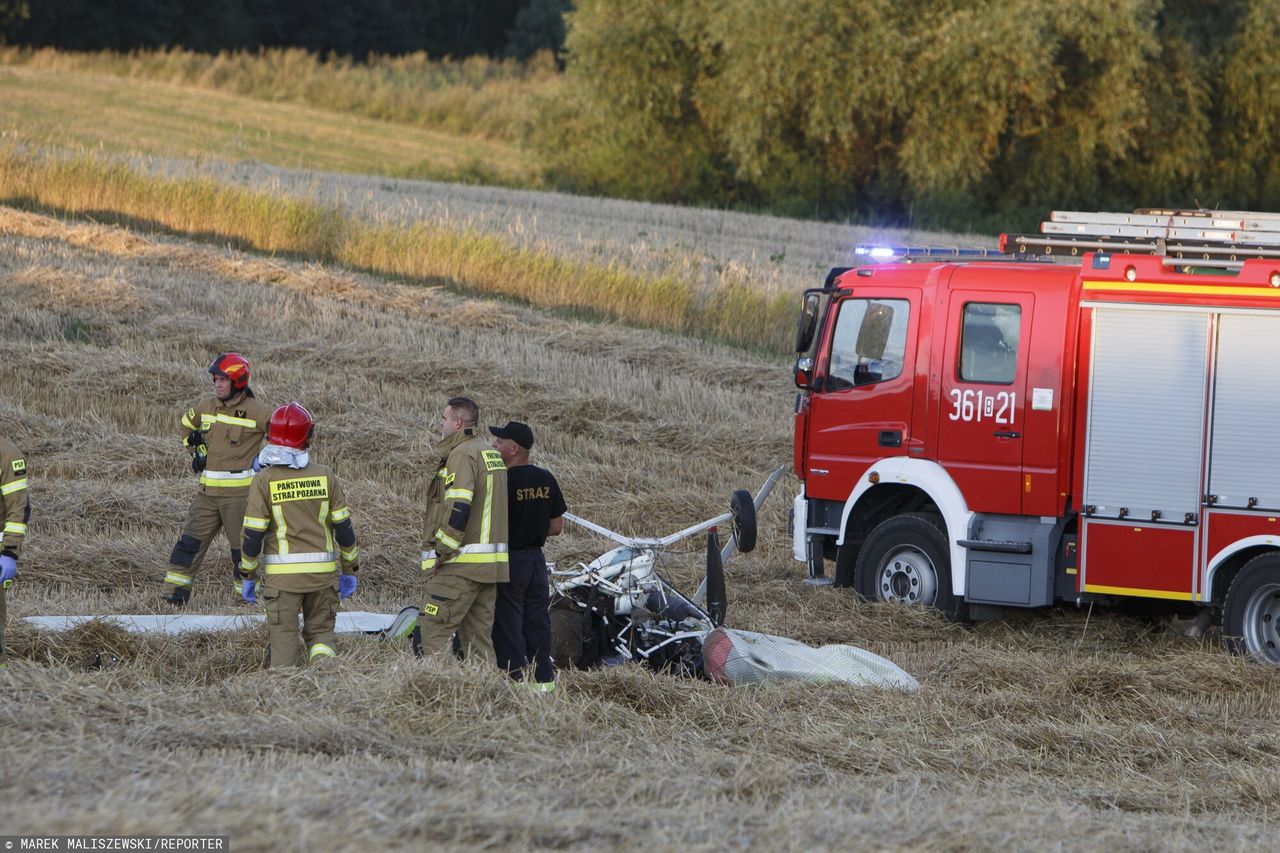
left=0, top=436, right=30, bottom=557
left=200, top=469, right=255, bottom=488
left=181, top=392, right=272, bottom=495
left=262, top=551, right=337, bottom=574
left=420, top=429, right=509, bottom=582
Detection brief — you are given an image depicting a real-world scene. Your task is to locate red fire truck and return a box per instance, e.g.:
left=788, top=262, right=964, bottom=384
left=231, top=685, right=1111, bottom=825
left=791, top=209, right=1280, bottom=663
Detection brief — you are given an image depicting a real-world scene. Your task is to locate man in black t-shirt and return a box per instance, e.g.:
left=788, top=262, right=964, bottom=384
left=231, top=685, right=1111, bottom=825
left=488, top=420, right=565, bottom=690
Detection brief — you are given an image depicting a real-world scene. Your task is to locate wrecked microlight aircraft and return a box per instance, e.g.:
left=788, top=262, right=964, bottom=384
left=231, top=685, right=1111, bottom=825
left=547, top=467, right=918, bottom=691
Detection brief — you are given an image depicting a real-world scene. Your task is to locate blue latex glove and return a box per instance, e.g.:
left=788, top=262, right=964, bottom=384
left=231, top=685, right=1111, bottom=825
left=241, top=578, right=257, bottom=604
left=0, top=554, right=16, bottom=588
left=338, top=575, right=358, bottom=600
left=251, top=455, right=263, bottom=473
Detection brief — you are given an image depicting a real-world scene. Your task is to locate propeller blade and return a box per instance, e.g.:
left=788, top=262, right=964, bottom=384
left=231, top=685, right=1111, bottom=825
left=705, top=527, right=727, bottom=627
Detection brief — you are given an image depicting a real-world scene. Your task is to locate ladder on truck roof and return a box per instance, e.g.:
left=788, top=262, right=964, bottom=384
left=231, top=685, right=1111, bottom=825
left=1001, top=208, right=1280, bottom=270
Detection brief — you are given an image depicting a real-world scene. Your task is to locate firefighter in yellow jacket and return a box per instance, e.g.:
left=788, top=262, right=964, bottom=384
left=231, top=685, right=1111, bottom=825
left=417, top=396, right=508, bottom=662
left=162, top=353, right=272, bottom=605
left=0, top=436, right=30, bottom=670
left=239, top=403, right=359, bottom=667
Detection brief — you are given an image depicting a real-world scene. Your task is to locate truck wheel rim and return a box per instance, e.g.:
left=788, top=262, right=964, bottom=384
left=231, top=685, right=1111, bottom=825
left=1242, top=582, right=1280, bottom=664
left=876, top=546, right=938, bottom=606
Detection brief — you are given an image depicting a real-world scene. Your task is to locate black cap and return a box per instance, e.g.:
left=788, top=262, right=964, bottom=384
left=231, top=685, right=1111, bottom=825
left=489, top=421, right=534, bottom=450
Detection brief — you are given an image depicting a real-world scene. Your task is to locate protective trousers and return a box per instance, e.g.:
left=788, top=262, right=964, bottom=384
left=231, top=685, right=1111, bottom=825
left=0, top=584, right=6, bottom=668
left=262, top=584, right=339, bottom=668
left=492, top=548, right=555, bottom=684
left=163, top=491, right=247, bottom=594
left=417, top=567, right=497, bottom=664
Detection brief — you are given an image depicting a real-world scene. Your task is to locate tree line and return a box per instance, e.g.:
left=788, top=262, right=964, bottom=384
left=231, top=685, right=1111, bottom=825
left=0, top=0, right=570, bottom=60
left=538, top=0, right=1280, bottom=229
left=6, top=0, right=1280, bottom=229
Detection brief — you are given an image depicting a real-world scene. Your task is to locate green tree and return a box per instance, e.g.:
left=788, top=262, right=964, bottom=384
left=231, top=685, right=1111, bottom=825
left=699, top=0, right=908, bottom=213
left=540, top=0, right=725, bottom=202
left=1217, top=0, right=1280, bottom=208
left=0, top=1, right=29, bottom=38
left=900, top=0, right=1160, bottom=223
left=1116, top=30, right=1213, bottom=209
left=1139, top=0, right=1243, bottom=208
left=506, top=0, right=571, bottom=60
left=546, top=0, right=1280, bottom=226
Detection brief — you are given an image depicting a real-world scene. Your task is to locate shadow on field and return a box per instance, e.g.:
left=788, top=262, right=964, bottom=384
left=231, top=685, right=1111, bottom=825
left=1, top=194, right=462, bottom=296
left=0, top=195, right=792, bottom=358
left=1, top=197, right=265, bottom=256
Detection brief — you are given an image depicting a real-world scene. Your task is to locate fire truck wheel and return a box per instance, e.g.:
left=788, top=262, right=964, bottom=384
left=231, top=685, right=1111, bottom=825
left=1222, top=554, right=1280, bottom=665
left=730, top=489, right=757, bottom=553
left=854, top=513, right=965, bottom=621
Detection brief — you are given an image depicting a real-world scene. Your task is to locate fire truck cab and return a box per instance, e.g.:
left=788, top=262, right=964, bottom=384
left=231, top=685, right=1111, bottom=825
left=791, top=210, right=1280, bottom=663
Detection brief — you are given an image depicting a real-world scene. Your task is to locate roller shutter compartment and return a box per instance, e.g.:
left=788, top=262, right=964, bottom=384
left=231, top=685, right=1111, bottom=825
left=1083, top=308, right=1209, bottom=523
left=1209, top=312, right=1280, bottom=511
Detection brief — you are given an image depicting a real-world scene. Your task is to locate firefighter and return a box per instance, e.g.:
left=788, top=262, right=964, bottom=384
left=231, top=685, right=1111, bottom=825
left=488, top=421, right=564, bottom=691
left=162, top=353, right=272, bottom=606
left=0, top=435, right=30, bottom=670
left=239, top=402, right=359, bottom=667
left=417, top=397, right=508, bottom=663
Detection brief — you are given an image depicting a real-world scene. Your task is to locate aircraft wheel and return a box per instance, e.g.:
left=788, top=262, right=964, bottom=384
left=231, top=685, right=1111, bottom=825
left=730, top=489, right=757, bottom=552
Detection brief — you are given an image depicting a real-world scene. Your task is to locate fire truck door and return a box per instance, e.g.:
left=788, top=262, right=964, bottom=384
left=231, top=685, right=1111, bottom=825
left=936, top=290, right=1034, bottom=515
left=803, top=290, right=919, bottom=502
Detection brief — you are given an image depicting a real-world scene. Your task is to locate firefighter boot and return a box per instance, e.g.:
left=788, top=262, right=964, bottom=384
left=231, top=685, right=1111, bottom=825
left=163, top=586, right=191, bottom=607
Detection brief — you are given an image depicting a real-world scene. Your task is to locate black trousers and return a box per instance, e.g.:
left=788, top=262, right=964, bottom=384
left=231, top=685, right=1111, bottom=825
left=492, top=547, right=555, bottom=683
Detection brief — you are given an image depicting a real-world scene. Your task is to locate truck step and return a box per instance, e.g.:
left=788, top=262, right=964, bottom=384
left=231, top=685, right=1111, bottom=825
left=958, top=538, right=1032, bottom=554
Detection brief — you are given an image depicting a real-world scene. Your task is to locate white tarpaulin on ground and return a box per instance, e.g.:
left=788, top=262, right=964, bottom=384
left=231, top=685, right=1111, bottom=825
left=702, top=627, right=919, bottom=691
left=22, top=612, right=397, bottom=635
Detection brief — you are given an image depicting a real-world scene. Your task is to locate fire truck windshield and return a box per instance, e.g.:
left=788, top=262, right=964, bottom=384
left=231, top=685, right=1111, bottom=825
left=827, top=298, right=909, bottom=390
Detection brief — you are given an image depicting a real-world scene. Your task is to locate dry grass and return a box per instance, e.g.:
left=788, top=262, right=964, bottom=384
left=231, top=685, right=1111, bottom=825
left=0, top=63, right=538, bottom=185
left=0, top=46, right=556, bottom=144
left=148, top=156, right=991, bottom=321
left=0, top=148, right=801, bottom=351
left=1, top=207, right=1278, bottom=848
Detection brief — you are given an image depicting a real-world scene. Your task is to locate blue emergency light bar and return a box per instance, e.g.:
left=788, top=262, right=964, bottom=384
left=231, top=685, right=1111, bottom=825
left=854, top=243, right=1002, bottom=263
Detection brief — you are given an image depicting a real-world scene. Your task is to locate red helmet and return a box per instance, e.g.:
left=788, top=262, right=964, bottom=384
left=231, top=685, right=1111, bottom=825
left=268, top=402, right=314, bottom=450
left=209, top=352, right=251, bottom=391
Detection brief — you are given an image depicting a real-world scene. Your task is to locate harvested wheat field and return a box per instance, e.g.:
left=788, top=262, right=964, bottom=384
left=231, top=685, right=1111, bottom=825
left=1, top=206, right=1278, bottom=851
left=138, top=155, right=986, bottom=305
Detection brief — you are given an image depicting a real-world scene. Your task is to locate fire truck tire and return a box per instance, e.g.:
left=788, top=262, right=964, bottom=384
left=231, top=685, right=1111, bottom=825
left=730, top=489, right=757, bottom=553
left=1222, top=554, right=1280, bottom=665
left=854, top=513, right=966, bottom=621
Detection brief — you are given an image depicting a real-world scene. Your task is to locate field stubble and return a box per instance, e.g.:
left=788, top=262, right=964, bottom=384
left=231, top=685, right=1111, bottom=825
left=0, top=149, right=786, bottom=351
left=0, top=63, right=538, bottom=185
left=0, top=46, right=554, bottom=144
left=0, top=208, right=1277, bottom=849
left=148, top=155, right=987, bottom=312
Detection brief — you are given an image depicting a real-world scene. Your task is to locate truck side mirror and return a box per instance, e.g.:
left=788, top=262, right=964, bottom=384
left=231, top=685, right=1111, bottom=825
left=794, top=356, right=814, bottom=389
left=795, top=292, right=821, bottom=353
